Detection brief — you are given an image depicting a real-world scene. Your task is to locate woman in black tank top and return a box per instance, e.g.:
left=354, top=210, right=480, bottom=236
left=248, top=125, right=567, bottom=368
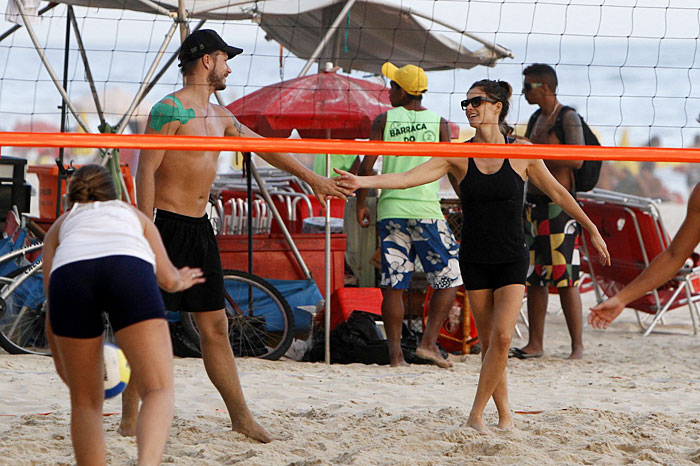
left=334, top=79, right=610, bottom=434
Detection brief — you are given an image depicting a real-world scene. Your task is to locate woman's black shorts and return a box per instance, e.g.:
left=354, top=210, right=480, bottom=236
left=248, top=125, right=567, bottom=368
left=49, top=255, right=166, bottom=339
left=460, top=258, right=529, bottom=291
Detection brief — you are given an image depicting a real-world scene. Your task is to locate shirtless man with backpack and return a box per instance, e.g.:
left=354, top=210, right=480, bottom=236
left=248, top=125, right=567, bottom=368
left=512, top=63, right=594, bottom=360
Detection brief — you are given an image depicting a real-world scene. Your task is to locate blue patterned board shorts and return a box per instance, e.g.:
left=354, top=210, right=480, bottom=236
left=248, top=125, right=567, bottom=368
left=378, top=218, right=462, bottom=290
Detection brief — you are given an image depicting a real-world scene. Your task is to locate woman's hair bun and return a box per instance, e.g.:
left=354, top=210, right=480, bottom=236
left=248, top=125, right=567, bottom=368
left=497, top=80, right=513, bottom=100
left=67, top=165, right=118, bottom=204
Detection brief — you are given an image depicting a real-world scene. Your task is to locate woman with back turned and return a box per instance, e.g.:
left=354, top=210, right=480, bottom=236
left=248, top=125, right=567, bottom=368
left=334, top=79, right=610, bottom=434
left=44, top=165, right=204, bottom=465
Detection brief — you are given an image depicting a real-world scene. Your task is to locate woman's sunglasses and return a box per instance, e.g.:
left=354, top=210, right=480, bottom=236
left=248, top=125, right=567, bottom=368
left=460, top=96, right=498, bottom=111
left=522, top=82, right=545, bottom=92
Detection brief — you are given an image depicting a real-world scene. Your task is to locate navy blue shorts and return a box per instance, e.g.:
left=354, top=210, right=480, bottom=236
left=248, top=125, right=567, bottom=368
left=155, top=209, right=225, bottom=312
left=49, top=255, right=166, bottom=339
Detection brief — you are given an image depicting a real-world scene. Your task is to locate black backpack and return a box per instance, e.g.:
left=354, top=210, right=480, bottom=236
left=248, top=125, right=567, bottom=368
left=525, top=106, right=602, bottom=192
left=308, top=311, right=390, bottom=365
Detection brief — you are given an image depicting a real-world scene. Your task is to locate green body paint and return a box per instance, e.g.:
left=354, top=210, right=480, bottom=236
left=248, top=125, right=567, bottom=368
left=149, top=95, right=195, bottom=131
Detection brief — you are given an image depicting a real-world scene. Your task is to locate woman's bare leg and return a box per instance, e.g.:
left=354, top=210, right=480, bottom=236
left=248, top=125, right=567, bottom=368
left=52, top=334, right=106, bottom=465
left=466, top=285, right=525, bottom=433
left=490, top=286, right=526, bottom=430
left=465, top=289, right=494, bottom=434
left=115, top=319, right=174, bottom=466
left=46, top=311, right=66, bottom=383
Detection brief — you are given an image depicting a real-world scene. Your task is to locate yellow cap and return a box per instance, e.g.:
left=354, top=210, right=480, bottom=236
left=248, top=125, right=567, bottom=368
left=381, top=62, right=428, bottom=96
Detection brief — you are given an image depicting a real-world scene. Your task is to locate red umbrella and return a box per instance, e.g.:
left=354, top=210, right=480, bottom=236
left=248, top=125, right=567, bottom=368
left=228, top=69, right=392, bottom=139
left=227, top=69, right=460, bottom=139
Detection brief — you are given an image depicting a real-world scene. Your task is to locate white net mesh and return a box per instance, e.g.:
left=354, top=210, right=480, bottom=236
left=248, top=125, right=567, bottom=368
left=1, top=0, right=699, bottom=201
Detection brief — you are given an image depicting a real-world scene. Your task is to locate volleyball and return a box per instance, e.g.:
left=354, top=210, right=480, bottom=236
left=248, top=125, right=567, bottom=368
left=103, top=343, right=130, bottom=399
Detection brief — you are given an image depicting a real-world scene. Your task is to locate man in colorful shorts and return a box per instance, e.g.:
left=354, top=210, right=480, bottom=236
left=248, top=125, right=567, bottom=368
left=514, top=63, right=586, bottom=360
left=355, top=62, right=461, bottom=367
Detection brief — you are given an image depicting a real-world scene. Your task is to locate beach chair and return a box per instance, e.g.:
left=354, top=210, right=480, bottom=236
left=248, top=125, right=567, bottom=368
left=577, top=189, right=700, bottom=336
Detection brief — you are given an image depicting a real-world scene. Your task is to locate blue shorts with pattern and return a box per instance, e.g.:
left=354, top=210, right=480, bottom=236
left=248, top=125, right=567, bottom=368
left=378, top=218, right=462, bottom=290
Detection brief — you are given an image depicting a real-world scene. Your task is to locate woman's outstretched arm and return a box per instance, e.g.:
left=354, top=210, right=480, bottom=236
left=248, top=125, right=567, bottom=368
left=334, top=156, right=454, bottom=192
left=527, top=158, right=611, bottom=266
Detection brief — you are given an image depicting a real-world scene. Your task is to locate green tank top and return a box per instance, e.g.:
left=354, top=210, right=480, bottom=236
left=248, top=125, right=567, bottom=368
left=313, top=153, right=357, bottom=177
left=378, top=106, right=444, bottom=221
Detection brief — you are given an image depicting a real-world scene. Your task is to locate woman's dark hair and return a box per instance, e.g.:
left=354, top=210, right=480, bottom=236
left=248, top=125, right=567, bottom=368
left=68, top=164, right=118, bottom=203
left=469, top=79, right=513, bottom=135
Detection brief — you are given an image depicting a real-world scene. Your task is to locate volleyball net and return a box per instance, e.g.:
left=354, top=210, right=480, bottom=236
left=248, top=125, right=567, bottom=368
left=1, top=0, right=700, bottom=199
left=2, top=131, right=700, bottom=164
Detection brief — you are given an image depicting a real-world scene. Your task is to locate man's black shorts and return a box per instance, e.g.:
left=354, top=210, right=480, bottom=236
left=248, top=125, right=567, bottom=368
left=155, top=209, right=225, bottom=312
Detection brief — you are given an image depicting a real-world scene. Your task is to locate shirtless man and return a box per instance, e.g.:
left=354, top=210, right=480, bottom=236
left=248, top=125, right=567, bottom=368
left=512, top=63, right=587, bottom=360
left=119, top=29, right=351, bottom=442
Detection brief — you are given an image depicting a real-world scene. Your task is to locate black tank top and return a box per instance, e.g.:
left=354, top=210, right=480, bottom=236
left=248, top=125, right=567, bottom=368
left=459, top=137, right=528, bottom=264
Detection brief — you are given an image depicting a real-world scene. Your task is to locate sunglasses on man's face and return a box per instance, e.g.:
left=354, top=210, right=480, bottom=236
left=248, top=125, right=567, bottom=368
left=522, top=82, right=545, bottom=92
left=461, top=96, right=498, bottom=111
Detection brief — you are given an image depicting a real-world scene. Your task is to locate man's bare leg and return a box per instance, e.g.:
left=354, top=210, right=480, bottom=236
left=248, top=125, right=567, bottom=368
left=118, top=381, right=140, bottom=437
left=558, top=286, right=584, bottom=359
left=381, top=288, right=408, bottom=367
left=519, top=285, right=547, bottom=356
left=416, top=287, right=457, bottom=368
left=193, top=310, right=272, bottom=443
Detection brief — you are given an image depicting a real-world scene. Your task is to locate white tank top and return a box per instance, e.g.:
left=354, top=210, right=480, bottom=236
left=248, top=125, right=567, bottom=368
left=51, top=200, right=156, bottom=273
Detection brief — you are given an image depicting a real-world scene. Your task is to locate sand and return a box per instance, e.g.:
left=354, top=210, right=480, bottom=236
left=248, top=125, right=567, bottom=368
left=1, top=202, right=699, bottom=465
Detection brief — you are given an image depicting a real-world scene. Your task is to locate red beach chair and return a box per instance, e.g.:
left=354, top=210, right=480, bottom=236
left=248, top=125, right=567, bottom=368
left=578, top=189, right=700, bottom=336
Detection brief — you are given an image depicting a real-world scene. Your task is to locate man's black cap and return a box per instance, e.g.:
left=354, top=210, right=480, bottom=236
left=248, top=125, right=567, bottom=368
left=178, top=29, right=243, bottom=67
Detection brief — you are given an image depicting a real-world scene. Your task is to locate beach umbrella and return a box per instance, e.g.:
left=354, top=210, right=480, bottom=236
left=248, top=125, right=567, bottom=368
left=227, top=68, right=460, bottom=139
left=228, top=69, right=393, bottom=363
left=228, top=68, right=460, bottom=363
left=227, top=68, right=392, bottom=139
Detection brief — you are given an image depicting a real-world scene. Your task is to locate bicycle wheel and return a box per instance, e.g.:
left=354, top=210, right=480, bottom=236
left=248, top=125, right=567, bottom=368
left=0, top=266, right=49, bottom=355
left=180, top=270, right=295, bottom=360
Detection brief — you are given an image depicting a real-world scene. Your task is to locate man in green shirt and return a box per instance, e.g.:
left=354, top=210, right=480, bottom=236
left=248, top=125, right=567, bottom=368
left=313, top=153, right=360, bottom=178
left=355, top=62, right=461, bottom=367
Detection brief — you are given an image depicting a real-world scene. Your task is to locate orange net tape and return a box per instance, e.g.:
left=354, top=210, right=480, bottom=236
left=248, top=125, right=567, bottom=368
left=1, top=131, right=699, bottom=163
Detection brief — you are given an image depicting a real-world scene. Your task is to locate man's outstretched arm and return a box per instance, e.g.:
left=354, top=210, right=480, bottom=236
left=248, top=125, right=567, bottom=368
left=225, top=114, right=353, bottom=208
left=589, top=183, right=700, bottom=328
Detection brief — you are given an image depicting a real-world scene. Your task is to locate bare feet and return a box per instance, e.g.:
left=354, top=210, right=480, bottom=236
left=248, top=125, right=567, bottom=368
left=466, top=416, right=491, bottom=435
left=117, top=420, right=136, bottom=437
left=390, top=359, right=410, bottom=367
left=415, top=347, right=453, bottom=368
left=232, top=417, right=273, bottom=443
left=568, top=345, right=584, bottom=360
left=497, top=413, right=514, bottom=431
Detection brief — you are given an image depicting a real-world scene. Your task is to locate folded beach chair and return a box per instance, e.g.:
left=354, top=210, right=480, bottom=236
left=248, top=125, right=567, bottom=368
left=578, top=189, right=700, bottom=336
